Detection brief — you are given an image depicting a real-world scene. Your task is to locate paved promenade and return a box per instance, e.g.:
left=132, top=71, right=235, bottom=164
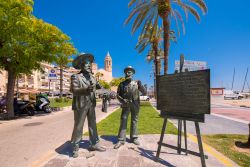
left=0, top=101, right=119, bottom=167
left=40, top=100, right=239, bottom=167
left=42, top=134, right=238, bottom=167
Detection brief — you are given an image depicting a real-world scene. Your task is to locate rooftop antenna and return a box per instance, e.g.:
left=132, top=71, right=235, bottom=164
left=241, top=68, right=249, bottom=92
left=231, top=68, right=235, bottom=90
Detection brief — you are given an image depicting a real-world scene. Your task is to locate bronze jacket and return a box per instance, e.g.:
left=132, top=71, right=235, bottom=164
left=70, top=72, right=102, bottom=110
left=117, top=79, right=146, bottom=104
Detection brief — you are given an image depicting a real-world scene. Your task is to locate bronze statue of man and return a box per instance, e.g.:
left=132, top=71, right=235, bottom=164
left=70, top=53, right=106, bottom=158
left=114, top=66, right=146, bottom=149
left=101, top=93, right=108, bottom=113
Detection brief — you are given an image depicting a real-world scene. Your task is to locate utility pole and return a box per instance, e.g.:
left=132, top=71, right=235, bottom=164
left=242, top=68, right=249, bottom=92
left=231, top=68, right=235, bottom=90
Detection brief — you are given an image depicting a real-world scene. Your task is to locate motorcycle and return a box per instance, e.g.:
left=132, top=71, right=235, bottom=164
left=0, top=97, right=7, bottom=114
left=35, top=93, right=51, bottom=113
left=14, top=98, right=35, bottom=116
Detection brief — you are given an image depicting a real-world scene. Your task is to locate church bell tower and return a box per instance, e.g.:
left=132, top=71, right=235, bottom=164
left=104, top=51, right=112, bottom=72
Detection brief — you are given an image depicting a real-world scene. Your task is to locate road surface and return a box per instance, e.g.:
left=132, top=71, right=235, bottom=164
left=0, top=101, right=119, bottom=167
left=150, top=100, right=249, bottom=135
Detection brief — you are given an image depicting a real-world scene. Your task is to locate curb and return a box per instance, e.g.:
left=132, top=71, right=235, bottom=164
left=240, top=105, right=250, bottom=108
left=187, top=133, right=240, bottom=167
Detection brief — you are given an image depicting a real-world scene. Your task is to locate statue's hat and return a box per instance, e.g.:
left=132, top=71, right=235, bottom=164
left=124, top=66, right=135, bottom=74
left=72, top=53, right=94, bottom=69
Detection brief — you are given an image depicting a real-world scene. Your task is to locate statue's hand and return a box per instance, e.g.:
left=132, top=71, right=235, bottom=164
left=123, top=99, right=129, bottom=104
left=87, top=85, right=94, bottom=92
left=137, top=80, right=142, bottom=86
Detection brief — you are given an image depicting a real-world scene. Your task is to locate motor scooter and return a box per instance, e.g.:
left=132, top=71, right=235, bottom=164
left=35, top=93, right=51, bottom=113
left=0, top=97, right=7, bottom=113
left=14, top=98, right=35, bottom=116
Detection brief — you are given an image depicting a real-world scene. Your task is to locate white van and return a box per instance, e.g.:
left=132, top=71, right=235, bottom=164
left=224, top=90, right=243, bottom=100
left=140, top=95, right=150, bottom=101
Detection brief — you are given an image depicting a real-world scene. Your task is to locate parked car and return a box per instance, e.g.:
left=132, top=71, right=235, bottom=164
left=66, top=94, right=73, bottom=99
left=140, top=95, right=150, bottom=101
left=224, top=90, right=243, bottom=100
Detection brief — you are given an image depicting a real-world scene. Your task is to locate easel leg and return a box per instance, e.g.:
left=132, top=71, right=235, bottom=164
left=177, top=120, right=182, bottom=154
left=195, top=122, right=206, bottom=167
left=177, top=120, right=180, bottom=154
left=184, top=120, right=188, bottom=155
left=156, top=117, right=168, bottom=161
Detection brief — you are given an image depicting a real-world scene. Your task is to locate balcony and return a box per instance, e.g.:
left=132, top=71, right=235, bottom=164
left=39, top=86, right=49, bottom=90
left=27, top=85, right=34, bottom=88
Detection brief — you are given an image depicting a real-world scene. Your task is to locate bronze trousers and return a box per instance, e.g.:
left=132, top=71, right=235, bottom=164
left=118, top=101, right=140, bottom=142
left=71, top=104, right=99, bottom=146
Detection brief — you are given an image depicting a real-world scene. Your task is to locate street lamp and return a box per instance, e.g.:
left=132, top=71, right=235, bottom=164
left=6, top=58, right=11, bottom=62
left=147, top=53, right=161, bottom=100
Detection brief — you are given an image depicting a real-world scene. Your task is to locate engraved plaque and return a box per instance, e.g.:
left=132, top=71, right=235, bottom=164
left=157, top=69, right=210, bottom=121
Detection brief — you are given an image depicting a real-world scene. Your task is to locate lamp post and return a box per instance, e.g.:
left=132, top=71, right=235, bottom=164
left=147, top=54, right=160, bottom=100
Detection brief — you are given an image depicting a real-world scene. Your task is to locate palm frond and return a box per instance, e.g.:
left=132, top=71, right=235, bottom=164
left=173, top=9, right=185, bottom=35
left=191, top=0, right=208, bottom=14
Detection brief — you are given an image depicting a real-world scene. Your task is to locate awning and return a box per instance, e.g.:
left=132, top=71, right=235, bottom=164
left=17, top=89, right=39, bottom=94
left=28, top=89, right=40, bottom=94
left=18, top=89, right=30, bottom=94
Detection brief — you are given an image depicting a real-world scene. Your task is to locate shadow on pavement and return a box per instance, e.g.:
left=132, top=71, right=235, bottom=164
left=136, top=147, right=176, bottom=167
left=55, top=140, right=90, bottom=157
left=100, top=135, right=118, bottom=144
left=100, top=135, right=131, bottom=144
left=0, top=111, right=53, bottom=121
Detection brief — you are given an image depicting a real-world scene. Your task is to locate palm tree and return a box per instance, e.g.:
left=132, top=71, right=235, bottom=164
left=136, top=24, right=163, bottom=76
left=55, top=54, right=72, bottom=98
left=126, top=0, right=207, bottom=74
left=95, top=72, right=104, bottom=81
left=136, top=24, right=176, bottom=75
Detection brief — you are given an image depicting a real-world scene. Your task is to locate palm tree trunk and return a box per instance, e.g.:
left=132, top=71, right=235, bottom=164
left=163, top=13, right=170, bottom=75
left=60, top=68, right=63, bottom=98
left=153, top=43, right=159, bottom=100
left=6, top=69, right=17, bottom=119
left=153, top=43, right=160, bottom=76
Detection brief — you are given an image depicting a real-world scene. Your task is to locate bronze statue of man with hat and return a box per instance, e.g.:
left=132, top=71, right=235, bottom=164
left=114, top=66, right=146, bottom=149
left=70, top=53, right=106, bottom=158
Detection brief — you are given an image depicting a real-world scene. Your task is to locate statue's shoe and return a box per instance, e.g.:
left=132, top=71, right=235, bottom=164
left=131, top=138, right=140, bottom=145
left=89, top=145, right=106, bottom=152
left=72, top=151, right=79, bottom=158
left=72, top=143, right=79, bottom=158
left=114, top=141, right=125, bottom=149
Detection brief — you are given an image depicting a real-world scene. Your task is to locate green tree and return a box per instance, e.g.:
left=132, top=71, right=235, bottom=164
left=55, top=54, right=75, bottom=98
left=99, top=80, right=111, bottom=90
left=0, top=0, right=76, bottom=118
left=110, top=77, right=125, bottom=87
left=95, top=72, right=104, bottom=81
left=126, top=0, right=207, bottom=74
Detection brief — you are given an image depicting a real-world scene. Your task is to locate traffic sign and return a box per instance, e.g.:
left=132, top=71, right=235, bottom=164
left=175, top=60, right=207, bottom=72
left=48, top=68, right=57, bottom=80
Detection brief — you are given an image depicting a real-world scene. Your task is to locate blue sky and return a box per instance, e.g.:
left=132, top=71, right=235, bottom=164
left=33, top=0, right=250, bottom=91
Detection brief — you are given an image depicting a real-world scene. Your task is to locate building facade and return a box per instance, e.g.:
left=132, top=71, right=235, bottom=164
left=92, top=51, right=113, bottom=83
left=0, top=52, right=113, bottom=96
left=0, top=71, right=7, bottom=96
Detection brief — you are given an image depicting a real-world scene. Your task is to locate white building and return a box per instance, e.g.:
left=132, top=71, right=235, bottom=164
left=0, top=52, right=113, bottom=96
left=92, top=51, right=113, bottom=83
